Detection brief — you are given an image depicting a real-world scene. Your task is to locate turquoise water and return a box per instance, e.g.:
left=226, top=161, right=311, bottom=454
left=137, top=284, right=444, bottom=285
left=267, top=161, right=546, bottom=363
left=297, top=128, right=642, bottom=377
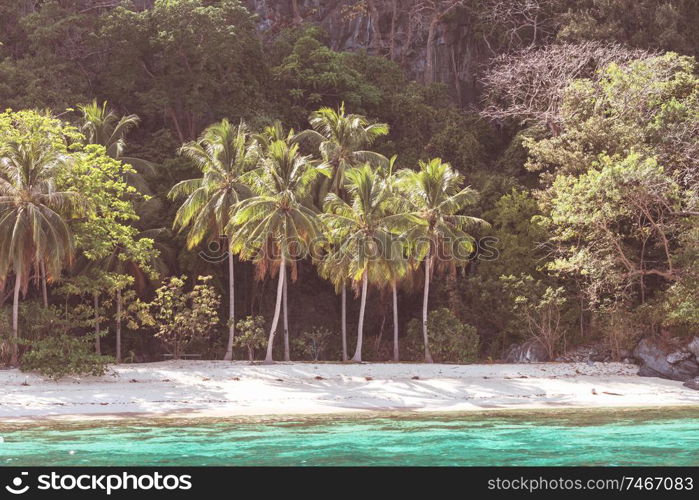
left=1, top=408, right=698, bottom=466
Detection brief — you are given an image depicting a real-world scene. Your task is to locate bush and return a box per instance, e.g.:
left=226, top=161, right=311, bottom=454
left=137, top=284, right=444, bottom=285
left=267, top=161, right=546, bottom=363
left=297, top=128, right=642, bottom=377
left=20, top=334, right=114, bottom=380
left=293, top=326, right=333, bottom=361
left=233, top=316, right=267, bottom=362
left=501, top=274, right=568, bottom=360
left=144, top=275, right=221, bottom=359
left=406, top=308, right=479, bottom=363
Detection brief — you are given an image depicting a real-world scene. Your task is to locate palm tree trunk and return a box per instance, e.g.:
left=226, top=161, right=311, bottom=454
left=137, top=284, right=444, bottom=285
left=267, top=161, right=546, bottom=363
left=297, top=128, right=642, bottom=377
left=422, top=253, right=434, bottom=363
left=352, top=271, right=369, bottom=362
left=11, top=271, right=21, bottom=365
left=40, top=261, right=48, bottom=308
left=283, top=275, right=290, bottom=361
left=223, top=251, right=235, bottom=361
left=341, top=283, right=347, bottom=361
left=264, top=256, right=286, bottom=364
left=392, top=280, right=399, bottom=362
left=116, top=288, right=122, bottom=364
left=94, top=292, right=101, bottom=355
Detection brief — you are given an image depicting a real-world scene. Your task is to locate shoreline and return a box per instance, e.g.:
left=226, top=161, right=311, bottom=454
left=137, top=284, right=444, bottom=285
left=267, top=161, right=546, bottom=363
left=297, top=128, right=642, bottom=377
left=1, top=361, right=697, bottom=423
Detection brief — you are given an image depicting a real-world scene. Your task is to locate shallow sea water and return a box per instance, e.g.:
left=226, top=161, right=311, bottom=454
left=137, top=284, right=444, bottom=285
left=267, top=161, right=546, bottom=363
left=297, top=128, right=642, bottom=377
left=1, top=407, right=698, bottom=466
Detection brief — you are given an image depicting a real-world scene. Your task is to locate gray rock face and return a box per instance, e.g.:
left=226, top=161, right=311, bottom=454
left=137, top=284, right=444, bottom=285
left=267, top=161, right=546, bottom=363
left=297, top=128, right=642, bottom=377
left=683, top=377, right=699, bottom=391
left=505, top=341, right=549, bottom=363
left=667, top=351, right=692, bottom=364
left=633, top=338, right=699, bottom=381
left=244, top=0, right=485, bottom=106
left=686, top=337, right=699, bottom=358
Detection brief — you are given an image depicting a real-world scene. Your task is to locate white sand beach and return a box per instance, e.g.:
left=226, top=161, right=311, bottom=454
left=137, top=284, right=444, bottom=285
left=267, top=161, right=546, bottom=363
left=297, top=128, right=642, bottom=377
left=1, top=361, right=697, bottom=422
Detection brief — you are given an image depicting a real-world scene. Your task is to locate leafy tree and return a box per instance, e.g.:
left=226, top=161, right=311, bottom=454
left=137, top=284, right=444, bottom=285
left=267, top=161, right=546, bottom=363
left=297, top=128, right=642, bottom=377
left=406, top=308, right=479, bottom=363
left=272, top=26, right=384, bottom=114
left=0, top=1, right=95, bottom=111
left=501, top=274, right=568, bottom=360
left=145, top=275, right=221, bottom=359
left=479, top=188, right=548, bottom=278
left=97, top=0, right=268, bottom=141
left=170, top=119, right=257, bottom=360
left=525, top=53, right=699, bottom=185
left=233, top=315, right=266, bottom=362
left=556, top=0, right=699, bottom=58
left=543, top=154, right=685, bottom=310
left=294, top=326, right=333, bottom=361
left=57, top=140, right=158, bottom=362
left=20, top=333, right=113, bottom=380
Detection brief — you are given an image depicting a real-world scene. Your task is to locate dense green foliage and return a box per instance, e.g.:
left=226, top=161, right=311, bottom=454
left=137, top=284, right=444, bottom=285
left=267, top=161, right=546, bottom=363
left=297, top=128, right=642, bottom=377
left=406, top=308, right=479, bottom=363
left=0, top=0, right=696, bottom=369
left=20, top=334, right=113, bottom=380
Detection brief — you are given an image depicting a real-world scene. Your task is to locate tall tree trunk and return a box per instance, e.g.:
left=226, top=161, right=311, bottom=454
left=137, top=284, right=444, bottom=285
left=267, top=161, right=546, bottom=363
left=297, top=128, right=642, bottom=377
left=40, top=261, right=48, bottom=308
left=425, top=17, right=439, bottom=84
left=283, top=275, right=290, bottom=361
left=11, top=271, right=21, bottom=366
left=94, top=292, right=101, bottom=355
left=392, top=280, right=399, bottom=362
left=264, top=256, right=286, bottom=364
left=422, top=253, right=434, bottom=363
left=223, top=251, right=235, bottom=361
left=341, top=283, right=347, bottom=361
left=367, top=0, right=382, bottom=52
left=115, top=288, right=122, bottom=363
left=351, top=271, right=369, bottom=362
left=389, top=0, right=397, bottom=60
left=291, top=0, right=302, bottom=23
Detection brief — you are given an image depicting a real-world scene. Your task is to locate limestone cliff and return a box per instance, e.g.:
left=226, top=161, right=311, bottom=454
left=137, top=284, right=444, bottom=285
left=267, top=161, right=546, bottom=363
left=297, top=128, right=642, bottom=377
left=244, top=1, right=487, bottom=105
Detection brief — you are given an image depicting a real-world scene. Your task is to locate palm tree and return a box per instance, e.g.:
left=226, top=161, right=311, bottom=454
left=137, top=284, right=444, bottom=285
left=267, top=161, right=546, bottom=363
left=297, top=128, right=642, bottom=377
left=0, top=138, right=79, bottom=364
left=169, top=120, right=257, bottom=361
left=399, top=158, right=487, bottom=363
left=229, top=140, right=324, bottom=364
left=296, top=103, right=390, bottom=201
left=316, top=236, right=353, bottom=360
left=253, top=121, right=299, bottom=361
left=377, top=155, right=410, bottom=361
left=78, top=100, right=154, bottom=188
left=323, top=165, right=415, bottom=362
left=297, top=104, right=389, bottom=349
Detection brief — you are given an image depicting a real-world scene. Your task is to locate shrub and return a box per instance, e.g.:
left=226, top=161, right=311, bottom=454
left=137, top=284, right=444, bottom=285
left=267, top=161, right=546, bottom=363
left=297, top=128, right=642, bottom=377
left=145, top=275, right=221, bottom=359
left=233, top=316, right=267, bottom=362
left=293, top=326, right=333, bottom=361
left=501, top=274, right=568, bottom=360
left=20, top=334, right=114, bottom=380
left=406, top=308, right=479, bottom=363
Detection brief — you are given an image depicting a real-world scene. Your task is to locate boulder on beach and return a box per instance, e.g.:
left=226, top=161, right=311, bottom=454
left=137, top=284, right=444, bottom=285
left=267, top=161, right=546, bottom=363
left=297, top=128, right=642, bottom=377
left=683, top=377, right=699, bottom=391
left=633, top=337, right=699, bottom=382
left=505, top=340, right=549, bottom=363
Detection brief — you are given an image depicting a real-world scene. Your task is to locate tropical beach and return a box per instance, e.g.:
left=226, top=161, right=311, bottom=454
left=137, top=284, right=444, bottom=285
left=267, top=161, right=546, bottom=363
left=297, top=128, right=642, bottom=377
left=2, top=361, right=697, bottom=422
left=1, top=0, right=698, bottom=474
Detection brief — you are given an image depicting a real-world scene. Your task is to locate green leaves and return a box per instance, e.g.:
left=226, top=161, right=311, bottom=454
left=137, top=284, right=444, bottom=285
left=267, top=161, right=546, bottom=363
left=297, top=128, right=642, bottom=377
left=147, top=275, right=221, bottom=359
left=398, top=157, right=487, bottom=269
left=0, top=110, right=83, bottom=284
left=229, top=139, right=324, bottom=268
left=171, top=119, right=257, bottom=249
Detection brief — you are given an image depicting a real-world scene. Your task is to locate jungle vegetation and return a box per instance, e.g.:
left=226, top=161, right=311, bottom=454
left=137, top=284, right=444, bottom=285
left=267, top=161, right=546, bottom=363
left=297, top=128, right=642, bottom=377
left=0, top=0, right=696, bottom=368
